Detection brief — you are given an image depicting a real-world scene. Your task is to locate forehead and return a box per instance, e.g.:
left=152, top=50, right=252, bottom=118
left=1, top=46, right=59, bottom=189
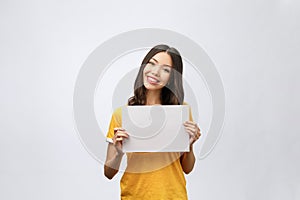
left=151, top=52, right=173, bottom=66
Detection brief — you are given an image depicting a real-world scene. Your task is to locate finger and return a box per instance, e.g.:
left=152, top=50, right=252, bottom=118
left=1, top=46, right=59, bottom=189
left=115, top=129, right=127, bottom=134
left=197, top=128, right=202, bottom=136
left=115, top=132, right=129, bottom=138
left=183, top=122, right=198, bottom=130
left=115, top=137, right=124, bottom=141
left=184, top=126, right=197, bottom=135
left=113, top=132, right=124, bottom=139
left=185, top=122, right=200, bottom=132
left=185, top=129, right=197, bottom=140
left=114, top=127, right=125, bottom=133
left=115, top=130, right=129, bottom=138
left=183, top=124, right=198, bottom=132
left=186, top=128, right=202, bottom=142
left=195, top=130, right=201, bottom=138
left=184, top=121, right=197, bottom=126
left=187, top=131, right=197, bottom=144
left=113, top=137, right=125, bottom=146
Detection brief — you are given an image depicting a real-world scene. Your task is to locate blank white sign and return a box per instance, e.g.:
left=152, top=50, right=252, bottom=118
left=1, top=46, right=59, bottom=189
left=122, top=105, right=190, bottom=152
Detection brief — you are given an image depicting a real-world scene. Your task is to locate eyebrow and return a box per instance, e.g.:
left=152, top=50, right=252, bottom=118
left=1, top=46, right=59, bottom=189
left=150, top=58, right=172, bottom=68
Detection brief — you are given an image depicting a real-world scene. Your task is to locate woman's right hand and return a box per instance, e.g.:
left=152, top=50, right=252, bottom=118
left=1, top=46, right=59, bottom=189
left=104, top=128, right=129, bottom=179
left=112, top=128, right=129, bottom=154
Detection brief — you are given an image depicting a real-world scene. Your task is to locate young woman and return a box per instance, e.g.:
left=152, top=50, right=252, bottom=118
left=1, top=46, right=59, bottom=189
left=104, top=44, right=201, bottom=199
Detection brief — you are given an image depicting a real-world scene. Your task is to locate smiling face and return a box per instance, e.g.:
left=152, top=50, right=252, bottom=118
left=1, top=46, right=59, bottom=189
left=143, top=52, right=173, bottom=91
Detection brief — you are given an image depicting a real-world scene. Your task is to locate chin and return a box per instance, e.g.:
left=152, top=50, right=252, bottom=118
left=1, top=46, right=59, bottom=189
left=143, top=83, right=164, bottom=91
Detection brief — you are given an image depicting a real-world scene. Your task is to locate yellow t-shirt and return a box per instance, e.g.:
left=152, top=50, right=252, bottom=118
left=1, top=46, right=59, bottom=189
left=106, top=105, right=193, bottom=200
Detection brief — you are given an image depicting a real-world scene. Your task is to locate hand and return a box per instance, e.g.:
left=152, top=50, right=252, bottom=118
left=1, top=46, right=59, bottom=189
left=183, top=121, right=201, bottom=145
left=112, top=128, right=129, bottom=154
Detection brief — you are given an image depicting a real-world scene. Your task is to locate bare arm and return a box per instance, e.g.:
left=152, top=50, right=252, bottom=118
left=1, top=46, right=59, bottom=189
left=181, top=121, right=201, bottom=174
left=104, top=128, right=128, bottom=179
left=180, top=145, right=196, bottom=174
left=104, top=143, right=124, bottom=179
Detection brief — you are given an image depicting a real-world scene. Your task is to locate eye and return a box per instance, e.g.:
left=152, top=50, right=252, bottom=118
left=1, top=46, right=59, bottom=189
left=148, top=61, right=155, bottom=65
left=163, top=67, right=171, bottom=73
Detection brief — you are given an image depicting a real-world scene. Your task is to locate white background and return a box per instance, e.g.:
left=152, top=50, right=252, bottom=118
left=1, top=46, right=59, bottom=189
left=1, top=0, right=299, bottom=199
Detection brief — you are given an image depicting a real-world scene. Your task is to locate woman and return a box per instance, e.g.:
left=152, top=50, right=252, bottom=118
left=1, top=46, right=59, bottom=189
left=104, top=44, right=201, bottom=199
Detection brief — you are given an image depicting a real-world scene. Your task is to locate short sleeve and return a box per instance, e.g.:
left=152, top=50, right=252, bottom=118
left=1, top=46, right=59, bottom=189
left=183, top=102, right=194, bottom=122
left=188, top=106, right=194, bottom=122
left=106, top=107, right=122, bottom=142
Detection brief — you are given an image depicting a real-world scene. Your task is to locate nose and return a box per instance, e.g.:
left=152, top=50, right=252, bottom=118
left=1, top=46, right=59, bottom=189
left=151, top=65, right=160, bottom=76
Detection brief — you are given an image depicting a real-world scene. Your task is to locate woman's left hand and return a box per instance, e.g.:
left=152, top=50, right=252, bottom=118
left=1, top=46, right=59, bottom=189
left=183, top=121, right=201, bottom=145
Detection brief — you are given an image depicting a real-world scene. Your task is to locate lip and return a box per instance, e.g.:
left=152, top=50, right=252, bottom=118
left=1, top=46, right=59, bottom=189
left=146, top=76, right=160, bottom=85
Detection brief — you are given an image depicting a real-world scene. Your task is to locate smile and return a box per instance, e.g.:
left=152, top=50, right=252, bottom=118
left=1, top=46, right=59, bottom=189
left=147, top=76, right=160, bottom=84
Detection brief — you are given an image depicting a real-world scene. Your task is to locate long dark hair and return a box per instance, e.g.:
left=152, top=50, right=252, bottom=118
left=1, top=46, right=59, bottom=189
left=128, top=44, right=184, bottom=105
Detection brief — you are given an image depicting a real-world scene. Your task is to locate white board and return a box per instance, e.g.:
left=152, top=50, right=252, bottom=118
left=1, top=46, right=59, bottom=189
left=122, top=105, right=190, bottom=152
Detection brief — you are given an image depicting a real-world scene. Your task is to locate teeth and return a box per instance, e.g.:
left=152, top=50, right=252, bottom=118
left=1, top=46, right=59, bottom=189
left=148, top=76, right=159, bottom=83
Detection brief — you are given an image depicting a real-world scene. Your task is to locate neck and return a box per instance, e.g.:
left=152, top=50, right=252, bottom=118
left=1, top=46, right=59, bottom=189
left=145, top=90, right=161, bottom=105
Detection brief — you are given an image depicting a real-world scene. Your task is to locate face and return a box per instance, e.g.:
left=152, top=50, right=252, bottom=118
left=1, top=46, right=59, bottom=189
left=143, top=52, right=173, bottom=91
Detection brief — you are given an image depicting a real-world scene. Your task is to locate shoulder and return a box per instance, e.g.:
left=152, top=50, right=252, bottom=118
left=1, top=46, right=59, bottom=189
left=182, top=102, right=191, bottom=109
left=182, top=102, right=193, bottom=121
left=112, top=106, right=122, bottom=115
left=111, top=106, right=122, bottom=121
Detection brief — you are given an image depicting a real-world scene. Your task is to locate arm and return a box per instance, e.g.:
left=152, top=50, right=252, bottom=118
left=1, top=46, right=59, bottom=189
left=181, top=121, right=201, bottom=174
left=104, top=143, right=124, bottom=179
left=180, top=144, right=196, bottom=174
left=104, top=128, right=128, bottom=179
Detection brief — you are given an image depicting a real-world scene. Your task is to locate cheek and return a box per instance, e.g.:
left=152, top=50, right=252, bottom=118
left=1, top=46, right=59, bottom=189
left=143, top=66, right=150, bottom=74
left=161, top=73, right=171, bottom=82
left=142, top=67, right=149, bottom=80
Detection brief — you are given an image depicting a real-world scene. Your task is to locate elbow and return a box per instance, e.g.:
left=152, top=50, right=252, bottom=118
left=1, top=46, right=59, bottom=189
left=104, top=165, right=117, bottom=180
left=183, top=170, right=191, bottom=175
left=104, top=173, right=114, bottom=180
left=183, top=167, right=193, bottom=175
left=182, top=162, right=195, bottom=174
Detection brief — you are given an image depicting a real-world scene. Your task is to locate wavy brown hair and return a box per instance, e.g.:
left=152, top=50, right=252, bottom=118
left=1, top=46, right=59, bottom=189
left=128, top=44, right=184, bottom=105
